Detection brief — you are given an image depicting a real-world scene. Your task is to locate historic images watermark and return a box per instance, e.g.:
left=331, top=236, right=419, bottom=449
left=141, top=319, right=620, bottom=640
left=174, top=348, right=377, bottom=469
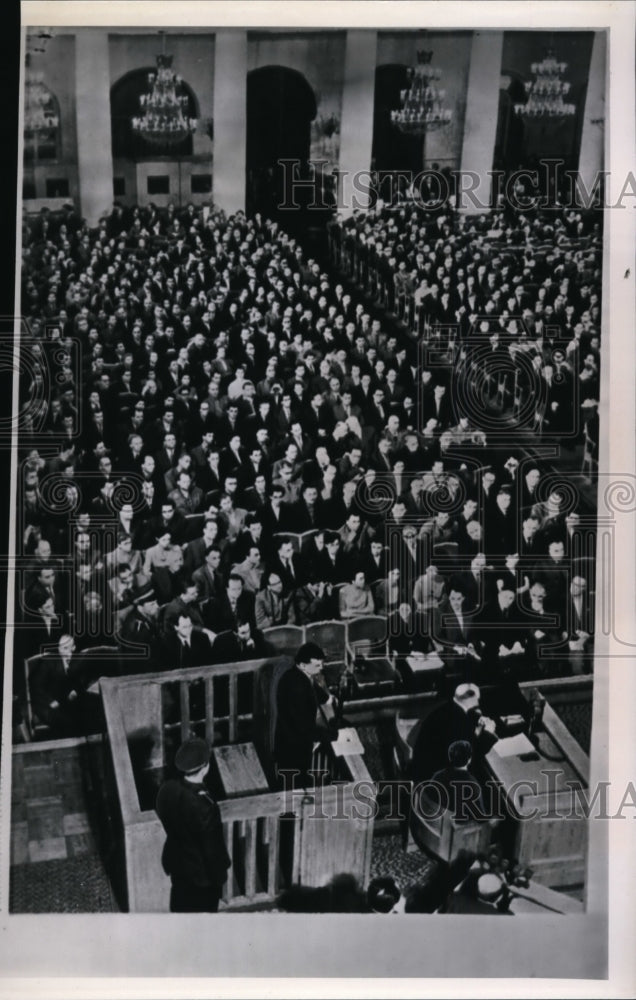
left=279, top=771, right=636, bottom=824
left=276, top=158, right=636, bottom=212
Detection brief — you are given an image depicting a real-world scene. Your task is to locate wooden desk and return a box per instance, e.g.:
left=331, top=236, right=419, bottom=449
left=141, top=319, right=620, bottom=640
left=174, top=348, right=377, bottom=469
left=213, top=742, right=269, bottom=798
left=508, top=880, right=584, bottom=915
left=445, top=864, right=584, bottom=915
left=353, top=657, right=400, bottom=695
left=485, top=704, right=589, bottom=889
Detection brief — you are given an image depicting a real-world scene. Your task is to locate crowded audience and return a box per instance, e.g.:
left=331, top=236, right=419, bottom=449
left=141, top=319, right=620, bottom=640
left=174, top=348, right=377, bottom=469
left=16, top=195, right=600, bottom=738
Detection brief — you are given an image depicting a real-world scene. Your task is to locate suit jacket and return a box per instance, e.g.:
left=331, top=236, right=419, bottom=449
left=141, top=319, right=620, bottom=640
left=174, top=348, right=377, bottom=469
left=429, top=766, right=488, bottom=823
left=255, top=588, right=295, bottom=630
left=201, top=591, right=256, bottom=632
left=183, top=536, right=211, bottom=576
left=286, top=499, right=326, bottom=534
left=191, top=564, right=225, bottom=603
left=211, top=630, right=271, bottom=664
left=485, top=507, right=517, bottom=558
left=268, top=552, right=307, bottom=592
left=274, top=665, right=331, bottom=775
left=478, top=599, right=528, bottom=665
left=433, top=598, right=477, bottom=651
left=29, top=655, right=82, bottom=727
left=156, top=778, right=231, bottom=889
left=411, top=700, right=498, bottom=783
left=161, top=630, right=214, bottom=670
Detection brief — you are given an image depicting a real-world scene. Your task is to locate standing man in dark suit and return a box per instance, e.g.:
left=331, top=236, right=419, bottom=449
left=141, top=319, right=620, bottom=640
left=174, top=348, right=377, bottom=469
left=274, top=642, right=337, bottom=788
left=156, top=737, right=231, bottom=912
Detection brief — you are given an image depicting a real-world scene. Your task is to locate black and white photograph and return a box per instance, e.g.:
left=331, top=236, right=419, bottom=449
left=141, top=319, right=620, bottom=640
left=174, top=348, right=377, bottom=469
left=0, top=0, right=634, bottom=993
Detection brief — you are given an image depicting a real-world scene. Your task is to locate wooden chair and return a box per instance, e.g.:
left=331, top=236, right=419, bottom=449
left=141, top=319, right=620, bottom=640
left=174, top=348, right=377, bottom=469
left=406, top=786, right=498, bottom=863
left=345, top=615, right=388, bottom=652
left=262, top=624, right=305, bottom=657
left=304, top=620, right=346, bottom=665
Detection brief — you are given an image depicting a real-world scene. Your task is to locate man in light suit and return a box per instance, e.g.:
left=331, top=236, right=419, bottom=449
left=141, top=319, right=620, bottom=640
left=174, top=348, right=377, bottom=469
left=255, top=572, right=295, bottom=630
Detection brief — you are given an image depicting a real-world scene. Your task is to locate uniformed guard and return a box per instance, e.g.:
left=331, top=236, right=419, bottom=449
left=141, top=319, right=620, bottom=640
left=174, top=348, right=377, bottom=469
left=156, top=737, right=231, bottom=912
left=120, top=584, right=161, bottom=671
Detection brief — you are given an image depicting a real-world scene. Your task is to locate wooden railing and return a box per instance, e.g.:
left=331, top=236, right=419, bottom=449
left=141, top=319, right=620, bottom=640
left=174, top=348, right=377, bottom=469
left=101, top=659, right=375, bottom=912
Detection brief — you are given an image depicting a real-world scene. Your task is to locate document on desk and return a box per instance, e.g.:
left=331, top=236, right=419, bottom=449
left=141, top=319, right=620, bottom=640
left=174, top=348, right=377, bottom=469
left=491, top=733, right=535, bottom=758
left=406, top=652, right=443, bottom=673
left=331, top=727, right=365, bottom=757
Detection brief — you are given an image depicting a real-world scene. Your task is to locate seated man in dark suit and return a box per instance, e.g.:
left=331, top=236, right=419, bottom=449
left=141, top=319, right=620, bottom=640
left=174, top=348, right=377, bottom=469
left=410, top=682, right=498, bottom=784
left=274, top=641, right=338, bottom=788
left=428, top=740, right=489, bottom=823
left=162, top=613, right=215, bottom=670
left=29, top=634, right=100, bottom=738
left=432, top=584, right=482, bottom=684
left=201, top=573, right=256, bottom=633
left=478, top=585, right=528, bottom=681
left=211, top=619, right=271, bottom=664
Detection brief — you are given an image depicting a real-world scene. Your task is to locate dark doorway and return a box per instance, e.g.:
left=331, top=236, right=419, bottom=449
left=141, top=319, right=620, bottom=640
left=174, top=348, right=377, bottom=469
left=246, top=65, right=324, bottom=232
left=372, top=64, right=423, bottom=198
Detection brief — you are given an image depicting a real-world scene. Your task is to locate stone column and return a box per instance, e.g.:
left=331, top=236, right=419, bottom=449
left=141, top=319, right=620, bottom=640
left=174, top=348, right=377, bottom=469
left=212, top=29, right=248, bottom=215
left=75, top=30, right=114, bottom=227
left=338, top=29, right=378, bottom=216
left=459, top=31, right=504, bottom=213
left=577, top=32, right=606, bottom=202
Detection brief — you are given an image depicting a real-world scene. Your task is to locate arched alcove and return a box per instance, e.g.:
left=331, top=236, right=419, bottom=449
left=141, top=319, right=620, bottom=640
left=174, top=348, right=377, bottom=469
left=110, top=67, right=199, bottom=160
left=246, top=65, right=318, bottom=225
left=23, top=82, right=61, bottom=163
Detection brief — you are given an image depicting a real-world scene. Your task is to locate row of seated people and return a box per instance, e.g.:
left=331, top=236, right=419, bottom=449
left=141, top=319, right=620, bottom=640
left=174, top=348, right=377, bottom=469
left=328, top=202, right=601, bottom=453
left=23, top=538, right=592, bottom=741
left=21, top=450, right=592, bottom=650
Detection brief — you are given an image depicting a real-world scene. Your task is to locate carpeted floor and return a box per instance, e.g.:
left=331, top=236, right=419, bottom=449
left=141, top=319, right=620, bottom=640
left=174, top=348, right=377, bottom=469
left=553, top=699, right=592, bottom=755
left=10, top=852, right=119, bottom=913
left=370, top=832, right=438, bottom=892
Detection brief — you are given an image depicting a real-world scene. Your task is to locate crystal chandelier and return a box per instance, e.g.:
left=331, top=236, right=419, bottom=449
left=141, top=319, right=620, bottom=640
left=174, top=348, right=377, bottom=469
left=516, top=51, right=576, bottom=118
left=131, top=32, right=198, bottom=146
left=390, top=50, right=453, bottom=135
left=24, top=55, right=59, bottom=135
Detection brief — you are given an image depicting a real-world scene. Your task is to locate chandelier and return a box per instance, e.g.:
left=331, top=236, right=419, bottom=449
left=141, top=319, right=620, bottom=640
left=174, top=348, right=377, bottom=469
left=516, top=51, right=576, bottom=118
left=131, top=32, right=198, bottom=146
left=24, top=55, right=59, bottom=135
left=390, top=50, right=452, bottom=135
